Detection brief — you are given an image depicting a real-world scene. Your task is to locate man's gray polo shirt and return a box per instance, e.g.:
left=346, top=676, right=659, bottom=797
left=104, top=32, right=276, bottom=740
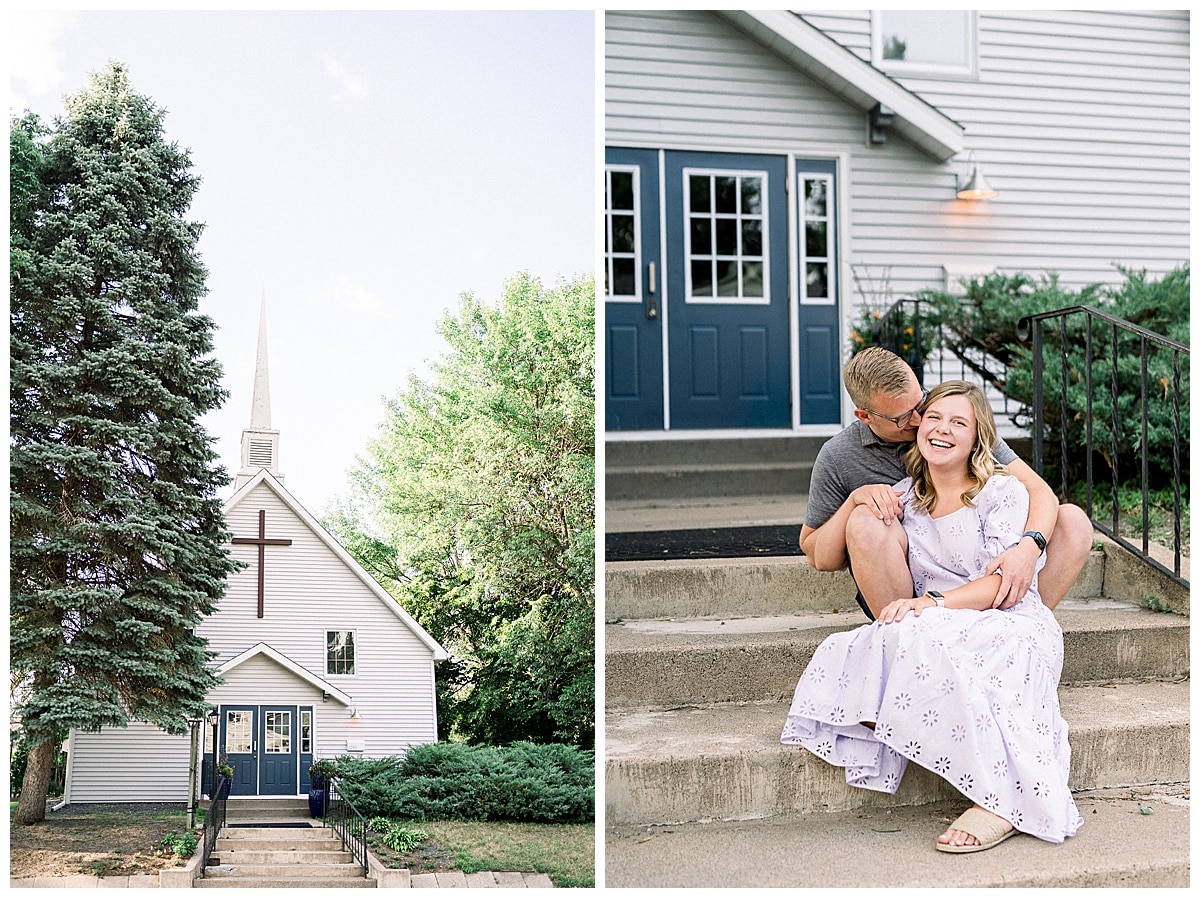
left=804, top=419, right=1018, bottom=530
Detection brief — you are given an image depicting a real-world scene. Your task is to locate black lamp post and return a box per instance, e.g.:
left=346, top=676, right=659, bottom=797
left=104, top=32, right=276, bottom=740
left=206, top=707, right=220, bottom=799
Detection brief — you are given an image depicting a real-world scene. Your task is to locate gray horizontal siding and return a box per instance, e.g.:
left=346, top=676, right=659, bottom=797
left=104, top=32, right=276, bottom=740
left=68, top=725, right=191, bottom=803
left=606, top=9, right=1189, bottom=303
left=200, top=483, right=439, bottom=754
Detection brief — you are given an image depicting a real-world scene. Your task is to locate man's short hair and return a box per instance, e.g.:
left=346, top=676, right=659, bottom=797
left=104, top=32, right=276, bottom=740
left=843, top=347, right=914, bottom=409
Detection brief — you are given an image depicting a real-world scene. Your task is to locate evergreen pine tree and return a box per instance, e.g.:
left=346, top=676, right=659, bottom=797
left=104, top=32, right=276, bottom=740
left=9, top=63, right=237, bottom=824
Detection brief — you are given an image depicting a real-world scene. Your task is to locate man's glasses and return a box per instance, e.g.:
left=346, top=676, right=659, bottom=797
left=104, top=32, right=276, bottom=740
left=863, top=388, right=930, bottom=427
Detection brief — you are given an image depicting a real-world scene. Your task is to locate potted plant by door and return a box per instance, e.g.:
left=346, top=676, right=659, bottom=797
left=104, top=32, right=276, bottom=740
left=215, top=758, right=234, bottom=799
left=308, top=759, right=337, bottom=818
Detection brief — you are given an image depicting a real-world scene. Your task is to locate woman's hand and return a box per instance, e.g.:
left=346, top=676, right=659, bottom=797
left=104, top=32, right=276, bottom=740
left=878, top=595, right=935, bottom=624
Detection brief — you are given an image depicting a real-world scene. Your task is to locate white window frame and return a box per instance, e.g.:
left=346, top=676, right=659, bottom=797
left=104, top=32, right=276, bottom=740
left=300, top=709, right=313, bottom=754
left=797, top=172, right=836, bottom=307
left=605, top=165, right=642, bottom=303
left=871, top=10, right=978, bottom=79
left=264, top=710, right=292, bottom=754
left=683, top=167, right=770, bottom=306
left=325, top=629, right=357, bottom=677
left=225, top=710, right=253, bottom=755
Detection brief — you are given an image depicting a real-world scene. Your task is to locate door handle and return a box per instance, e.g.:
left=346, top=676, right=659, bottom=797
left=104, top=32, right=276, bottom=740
left=646, top=262, right=659, bottom=320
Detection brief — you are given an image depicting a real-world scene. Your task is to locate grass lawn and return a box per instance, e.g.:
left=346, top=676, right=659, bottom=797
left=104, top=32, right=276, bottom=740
left=367, top=818, right=595, bottom=888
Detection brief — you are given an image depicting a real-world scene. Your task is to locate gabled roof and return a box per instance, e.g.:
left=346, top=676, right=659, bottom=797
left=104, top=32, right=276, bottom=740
left=715, top=10, right=963, bottom=162
left=226, top=470, right=450, bottom=661
left=218, top=642, right=354, bottom=706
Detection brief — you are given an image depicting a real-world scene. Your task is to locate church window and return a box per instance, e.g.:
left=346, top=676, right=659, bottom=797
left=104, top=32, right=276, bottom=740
left=605, top=166, right=641, bottom=300
left=225, top=710, right=253, bottom=755
left=265, top=711, right=291, bottom=753
left=327, top=630, right=356, bottom=675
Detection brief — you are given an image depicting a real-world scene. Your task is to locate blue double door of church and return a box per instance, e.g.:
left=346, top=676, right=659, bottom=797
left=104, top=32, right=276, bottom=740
left=205, top=704, right=315, bottom=797
left=605, top=148, right=841, bottom=430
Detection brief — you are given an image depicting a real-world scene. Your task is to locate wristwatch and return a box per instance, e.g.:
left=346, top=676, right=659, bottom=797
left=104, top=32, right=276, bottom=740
left=926, top=590, right=945, bottom=608
left=1023, top=530, right=1047, bottom=554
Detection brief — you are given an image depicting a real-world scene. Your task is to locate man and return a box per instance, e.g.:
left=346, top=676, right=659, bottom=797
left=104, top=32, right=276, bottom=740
left=801, top=346, right=1093, bottom=620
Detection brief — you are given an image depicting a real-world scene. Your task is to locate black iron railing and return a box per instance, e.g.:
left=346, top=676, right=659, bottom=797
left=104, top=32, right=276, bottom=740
left=324, top=777, right=370, bottom=876
left=1018, top=305, right=1189, bottom=587
left=198, top=775, right=228, bottom=877
left=871, top=297, right=1018, bottom=419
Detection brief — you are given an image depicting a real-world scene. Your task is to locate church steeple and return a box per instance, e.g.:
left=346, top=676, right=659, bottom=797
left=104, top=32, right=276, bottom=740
left=236, top=294, right=284, bottom=488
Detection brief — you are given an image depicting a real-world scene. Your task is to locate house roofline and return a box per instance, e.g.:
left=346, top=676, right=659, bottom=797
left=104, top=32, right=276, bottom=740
left=218, top=642, right=355, bottom=706
left=226, top=471, right=450, bottom=661
left=714, top=10, right=964, bottom=162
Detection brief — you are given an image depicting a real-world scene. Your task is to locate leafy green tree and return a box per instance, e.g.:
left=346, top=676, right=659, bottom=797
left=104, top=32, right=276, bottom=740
left=327, top=273, right=595, bottom=748
left=9, top=63, right=236, bottom=824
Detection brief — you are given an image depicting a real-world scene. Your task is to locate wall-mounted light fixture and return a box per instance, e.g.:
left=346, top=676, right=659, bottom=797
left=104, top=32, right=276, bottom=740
left=350, top=707, right=360, bottom=720
left=956, top=152, right=998, bottom=200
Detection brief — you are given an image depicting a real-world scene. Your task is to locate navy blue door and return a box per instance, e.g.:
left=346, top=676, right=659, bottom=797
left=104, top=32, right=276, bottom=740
left=605, top=148, right=663, bottom=430
left=795, top=160, right=841, bottom=424
left=259, top=705, right=298, bottom=795
left=664, top=151, right=790, bottom=428
left=222, top=706, right=258, bottom=797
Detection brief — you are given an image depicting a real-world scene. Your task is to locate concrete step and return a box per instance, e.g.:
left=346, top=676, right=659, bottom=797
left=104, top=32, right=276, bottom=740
left=607, top=461, right=814, bottom=501
left=218, top=826, right=336, bottom=843
left=605, top=550, right=1107, bottom=621
left=605, top=603, right=1189, bottom=709
left=202, top=862, right=363, bottom=878
left=604, top=679, right=1188, bottom=827
left=211, top=848, right=352, bottom=865
left=607, top=436, right=829, bottom=469
left=224, top=798, right=308, bottom=810
left=604, top=785, right=1189, bottom=887
left=216, top=837, right=342, bottom=852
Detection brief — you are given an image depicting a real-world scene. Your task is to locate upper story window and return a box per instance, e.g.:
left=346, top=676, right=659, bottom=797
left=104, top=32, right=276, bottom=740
left=326, top=630, right=355, bottom=675
left=872, top=11, right=978, bottom=79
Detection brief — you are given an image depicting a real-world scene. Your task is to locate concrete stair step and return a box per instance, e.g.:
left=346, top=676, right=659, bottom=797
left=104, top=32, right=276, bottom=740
left=604, top=679, right=1188, bottom=826
left=606, top=604, right=1189, bottom=709
left=607, top=435, right=829, bottom=468
left=605, top=550, right=1107, bottom=621
left=216, top=837, right=342, bottom=852
left=211, top=849, right=352, bottom=864
left=201, top=862, right=362, bottom=878
left=606, top=462, right=814, bottom=501
left=218, top=827, right=335, bottom=843
left=604, top=785, right=1189, bottom=887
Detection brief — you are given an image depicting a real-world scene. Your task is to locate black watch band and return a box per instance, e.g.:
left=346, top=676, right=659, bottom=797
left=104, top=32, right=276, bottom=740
left=1023, top=530, right=1047, bottom=554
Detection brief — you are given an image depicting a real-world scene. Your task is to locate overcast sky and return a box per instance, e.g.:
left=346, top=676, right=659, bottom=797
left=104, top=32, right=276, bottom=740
left=10, top=9, right=596, bottom=513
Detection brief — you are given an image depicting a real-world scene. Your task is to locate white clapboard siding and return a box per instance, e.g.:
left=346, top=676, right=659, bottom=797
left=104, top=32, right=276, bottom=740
left=66, top=724, right=191, bottom=803
left=65, top=470, right=441, bottom=802
left=200, top=476, right=440, bottom=753
left=605, top=9, right=1189, bottom=303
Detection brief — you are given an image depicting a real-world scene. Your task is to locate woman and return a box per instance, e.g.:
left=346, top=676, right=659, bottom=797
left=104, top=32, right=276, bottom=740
left=781, top=381, right=1082, bottom=852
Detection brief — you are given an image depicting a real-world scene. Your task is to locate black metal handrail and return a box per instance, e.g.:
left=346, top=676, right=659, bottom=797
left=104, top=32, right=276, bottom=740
left=324, top=777, right=370, bottom=877
left=198, top=775, right=228, bottom=877
left=1017, top=304, right=1188, bottom=587
left=871, top=296, right=1018, bottom=417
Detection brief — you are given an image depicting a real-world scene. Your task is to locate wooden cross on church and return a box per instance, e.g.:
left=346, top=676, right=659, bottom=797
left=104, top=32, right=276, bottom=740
left=232, top=509, right=292, bottom=618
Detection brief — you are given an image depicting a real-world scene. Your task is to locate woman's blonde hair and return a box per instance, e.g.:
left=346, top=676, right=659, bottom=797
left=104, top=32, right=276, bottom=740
left=904, top=380, right=1005, bottom=514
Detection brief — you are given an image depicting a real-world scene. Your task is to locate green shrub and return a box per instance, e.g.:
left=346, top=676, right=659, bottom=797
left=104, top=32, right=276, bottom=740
left=335, top=742, right=594, bottom=824
left=901, top=266, right=1189, bottom=491
left=159, top=831, right=197, bottom=859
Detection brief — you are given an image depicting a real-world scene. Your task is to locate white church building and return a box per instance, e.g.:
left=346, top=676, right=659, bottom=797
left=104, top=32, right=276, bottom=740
left=63, top=304, right=446, bottom=802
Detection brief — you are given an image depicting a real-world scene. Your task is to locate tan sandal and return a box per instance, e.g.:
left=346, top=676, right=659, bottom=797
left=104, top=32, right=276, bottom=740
left=935, top=806, right=1018, bottom=853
